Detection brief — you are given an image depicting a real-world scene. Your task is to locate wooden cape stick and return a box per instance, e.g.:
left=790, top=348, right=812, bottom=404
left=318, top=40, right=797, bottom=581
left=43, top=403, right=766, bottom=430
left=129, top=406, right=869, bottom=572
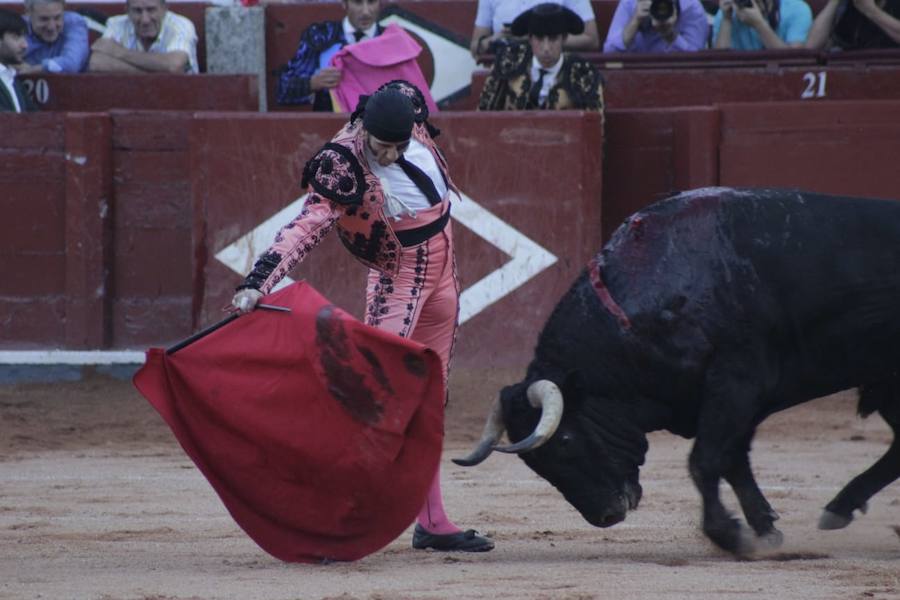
left=165, top=305, right=291, bottom=355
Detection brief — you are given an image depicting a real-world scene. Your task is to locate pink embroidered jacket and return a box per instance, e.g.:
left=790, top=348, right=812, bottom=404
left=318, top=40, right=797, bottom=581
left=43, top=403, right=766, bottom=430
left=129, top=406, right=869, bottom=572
left=240, top=102, right=457, bottom=295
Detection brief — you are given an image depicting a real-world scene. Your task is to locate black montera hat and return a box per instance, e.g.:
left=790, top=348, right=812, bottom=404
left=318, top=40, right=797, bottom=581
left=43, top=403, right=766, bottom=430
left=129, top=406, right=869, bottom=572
left=511, top=3, right=585, bottom=37
left=362, top=88, right=415, bottom=143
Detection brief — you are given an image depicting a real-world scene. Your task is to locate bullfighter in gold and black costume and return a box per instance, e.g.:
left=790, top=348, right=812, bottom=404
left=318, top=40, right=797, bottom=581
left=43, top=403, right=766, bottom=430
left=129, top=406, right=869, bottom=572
left=478, top=3, right=605, bottom=112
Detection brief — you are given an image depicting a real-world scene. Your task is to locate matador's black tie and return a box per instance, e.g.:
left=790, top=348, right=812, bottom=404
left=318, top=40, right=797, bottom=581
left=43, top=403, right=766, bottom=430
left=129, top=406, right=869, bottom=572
left=528, top=68, right=548, bottom=109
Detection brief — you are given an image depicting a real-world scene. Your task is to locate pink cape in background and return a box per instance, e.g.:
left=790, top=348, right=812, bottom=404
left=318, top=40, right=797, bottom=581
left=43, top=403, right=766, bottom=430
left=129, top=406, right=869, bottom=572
left=133, top=281, right=445, bottom=563
left=329, top=23, right=440, bottom=114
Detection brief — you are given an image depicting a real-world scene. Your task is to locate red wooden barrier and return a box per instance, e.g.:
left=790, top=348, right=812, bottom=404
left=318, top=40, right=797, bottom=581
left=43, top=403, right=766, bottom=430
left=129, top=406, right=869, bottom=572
left=109, top=111, right=194, bottom=347
left=464, top=63, right=900, bottom=111
left=17, top=73, right=259, bottom=112
left=601, top=100, right=900, bottom=240
left=0, top=113, right=113, bottom=347
left=2, top=110, right=603, bottom=366
left=718, top=100, right=900, bottom=199
left=5, top=101, right=899, bottom=359
left=191, top=111, right=604, bottom=367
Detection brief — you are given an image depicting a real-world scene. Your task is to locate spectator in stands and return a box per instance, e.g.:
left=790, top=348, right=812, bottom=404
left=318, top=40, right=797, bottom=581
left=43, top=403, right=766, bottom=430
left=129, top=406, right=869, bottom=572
left=276, top=0, right=384, bottom=110
left=0, top=8, right=36, bottom=112
left=478, top=3, right=605, bottom=110
left=806, top=0, right=900, bottom=49
left=603, top=0, right=710, bottom=51
left=470, top=0, right=600, bottom=57
left=20, top=0, right=88, bottom=74
left=713, top=0, right=812, bottom=49
left=88, top=0, right=198, bottom=73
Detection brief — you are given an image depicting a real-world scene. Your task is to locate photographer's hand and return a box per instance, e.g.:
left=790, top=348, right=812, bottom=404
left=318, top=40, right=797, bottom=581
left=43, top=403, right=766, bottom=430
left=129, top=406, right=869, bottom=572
left=739, top=0, right=792, bottom=47
left=720, top=0, right=735, bottom=19
left=714, top=0, right=735, bottom=47
left=635, top=0, right=652, bottom=18
left=735, top=0, right=766, bottom=26
left=621, top=0, right=652, bottom=47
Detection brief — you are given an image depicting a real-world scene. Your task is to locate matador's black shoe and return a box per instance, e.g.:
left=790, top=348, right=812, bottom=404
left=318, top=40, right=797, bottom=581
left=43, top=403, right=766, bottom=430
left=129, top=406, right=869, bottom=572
left=411, top=524, right=495, bottom=552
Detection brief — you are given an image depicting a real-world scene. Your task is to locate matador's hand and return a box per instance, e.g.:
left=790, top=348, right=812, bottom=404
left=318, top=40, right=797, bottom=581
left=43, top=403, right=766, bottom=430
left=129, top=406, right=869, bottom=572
left=232, top=288, right=263, bottom=314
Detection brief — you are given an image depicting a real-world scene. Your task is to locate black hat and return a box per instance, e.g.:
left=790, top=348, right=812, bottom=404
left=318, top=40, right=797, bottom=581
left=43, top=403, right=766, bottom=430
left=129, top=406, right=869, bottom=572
left=510, top=3, right=585, bottom=37
left=362, top=88, right=415, bottom=143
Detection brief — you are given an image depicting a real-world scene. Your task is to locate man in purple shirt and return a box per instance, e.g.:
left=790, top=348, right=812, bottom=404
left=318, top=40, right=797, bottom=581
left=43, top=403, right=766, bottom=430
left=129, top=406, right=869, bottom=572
left=20, top=0, right=89, bottom=74
left=603, top=0, right=710, bottom=52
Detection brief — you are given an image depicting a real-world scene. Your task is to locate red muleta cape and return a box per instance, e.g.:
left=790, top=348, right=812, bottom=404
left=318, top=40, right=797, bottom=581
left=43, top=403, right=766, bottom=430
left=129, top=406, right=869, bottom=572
left=133, top=282, right=445, bottom=563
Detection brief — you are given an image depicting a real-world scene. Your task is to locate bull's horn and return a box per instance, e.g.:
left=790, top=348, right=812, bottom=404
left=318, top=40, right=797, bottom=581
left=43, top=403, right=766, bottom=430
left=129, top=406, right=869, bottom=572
left=495, top=380, right=563, bottom=454
left=452, top=397, right=505, bottom=467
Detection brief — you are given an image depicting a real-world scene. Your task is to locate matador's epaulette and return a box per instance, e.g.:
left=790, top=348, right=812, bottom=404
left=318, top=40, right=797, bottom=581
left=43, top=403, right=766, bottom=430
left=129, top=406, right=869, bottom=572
left=301, top=142, right=367, bottom=206
left=493, top=41, right=531, bottom=79
left=562, top=55, right=605, bottom=111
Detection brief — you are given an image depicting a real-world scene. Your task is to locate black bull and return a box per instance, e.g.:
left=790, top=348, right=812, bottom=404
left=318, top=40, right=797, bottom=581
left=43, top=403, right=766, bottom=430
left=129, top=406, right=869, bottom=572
left=456, top=188, right=900, bottom=556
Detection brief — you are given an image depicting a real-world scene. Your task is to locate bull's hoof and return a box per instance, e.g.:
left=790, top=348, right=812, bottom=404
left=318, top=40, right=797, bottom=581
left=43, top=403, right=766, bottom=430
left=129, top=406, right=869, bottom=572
left=707, top=520, right=757, bottom=558
left=818, top=510, right=852, bottom=530
left=734, top=525, right=759, bottom=558
left=758, top=528, right=784, bottom=550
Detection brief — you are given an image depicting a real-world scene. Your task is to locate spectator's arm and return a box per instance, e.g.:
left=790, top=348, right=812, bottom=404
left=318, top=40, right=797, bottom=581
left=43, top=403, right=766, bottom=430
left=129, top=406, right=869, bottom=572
left=565, top=19, right=601, bottom=50
left=712, top=5, right=733, bottom=47
left=15, top=63, right=44, bottom=74
left=276, top=25, right=333, bottom=106
left=470, top=25, right=493, bottom=56
left=90, top=37, right=189, bottom=73
left=88, top=50, right=143, bottom=72
left=671, top=0, right=711, bottom=50
left=737, top=0, right=791, bottom=48
left=603, top=0, right=644, bottom=52
left=42, top=13, right=90, bottom=72
left=805, top=0, right=841, bottom=48
left=854, top=0, right=900, bottom=43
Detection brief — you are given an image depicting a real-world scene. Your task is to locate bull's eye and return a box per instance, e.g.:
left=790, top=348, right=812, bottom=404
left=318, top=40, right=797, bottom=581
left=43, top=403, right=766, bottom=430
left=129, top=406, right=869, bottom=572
left=557, top=432, right=573, bottom=452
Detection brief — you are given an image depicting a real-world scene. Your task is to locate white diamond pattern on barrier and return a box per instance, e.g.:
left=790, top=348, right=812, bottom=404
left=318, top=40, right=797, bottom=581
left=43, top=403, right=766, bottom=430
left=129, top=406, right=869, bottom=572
left=215, top=193, right=558, bottom=324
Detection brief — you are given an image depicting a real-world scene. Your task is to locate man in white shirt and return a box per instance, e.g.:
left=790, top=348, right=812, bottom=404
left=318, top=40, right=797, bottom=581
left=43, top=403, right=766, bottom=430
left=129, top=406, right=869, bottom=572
left=0, top=8, right=35, bottom=112
left=88, top=0, right=198, bottom=73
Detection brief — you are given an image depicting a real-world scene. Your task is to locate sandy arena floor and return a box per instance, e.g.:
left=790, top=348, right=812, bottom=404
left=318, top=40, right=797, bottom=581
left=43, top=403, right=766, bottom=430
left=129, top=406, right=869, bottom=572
left=1, top=368, right=898, bottom=600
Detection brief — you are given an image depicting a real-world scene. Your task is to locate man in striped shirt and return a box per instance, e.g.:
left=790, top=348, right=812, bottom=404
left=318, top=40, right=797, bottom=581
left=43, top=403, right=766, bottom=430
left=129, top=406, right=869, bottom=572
left=88, top=0, right=198, bottom=73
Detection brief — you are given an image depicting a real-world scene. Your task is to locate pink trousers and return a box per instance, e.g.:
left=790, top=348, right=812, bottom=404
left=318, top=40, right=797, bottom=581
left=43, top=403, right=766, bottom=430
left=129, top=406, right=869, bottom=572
left=364, top=203, right=459, bottom=384
left=364, top=202, right=461, bottom=534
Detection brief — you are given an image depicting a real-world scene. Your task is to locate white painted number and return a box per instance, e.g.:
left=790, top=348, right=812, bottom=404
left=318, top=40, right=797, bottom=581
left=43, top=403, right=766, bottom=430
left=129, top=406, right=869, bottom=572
left=21, top=79, right=50, bottom=105
left=801, top=72, right=827, bottom=99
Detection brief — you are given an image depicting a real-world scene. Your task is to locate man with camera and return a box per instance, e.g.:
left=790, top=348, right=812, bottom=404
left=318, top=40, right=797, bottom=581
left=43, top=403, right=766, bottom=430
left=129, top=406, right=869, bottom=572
left=805, top=0, right=899, bottom=50
left=603, top=0, right=709, bottom=52
left=713, top=0, right=812, bottom=49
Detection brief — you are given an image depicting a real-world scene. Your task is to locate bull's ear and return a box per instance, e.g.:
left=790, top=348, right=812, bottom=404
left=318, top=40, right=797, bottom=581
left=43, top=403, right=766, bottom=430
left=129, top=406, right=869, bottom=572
left=560, top=369, right=587, bottom=412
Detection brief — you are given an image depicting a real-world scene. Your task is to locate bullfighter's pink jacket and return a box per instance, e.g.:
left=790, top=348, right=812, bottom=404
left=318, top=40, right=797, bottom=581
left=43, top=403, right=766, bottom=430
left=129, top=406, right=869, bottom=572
left=239, top=90, right=458, bottom=295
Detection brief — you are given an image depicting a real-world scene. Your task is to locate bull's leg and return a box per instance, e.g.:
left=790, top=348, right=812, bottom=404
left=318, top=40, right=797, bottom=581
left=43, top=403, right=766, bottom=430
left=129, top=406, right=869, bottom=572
left=819, top=407, right=900, bottom=530
left=689, top=359, right=770, bottom=556
left=723, top=445, right=783, bottom=548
